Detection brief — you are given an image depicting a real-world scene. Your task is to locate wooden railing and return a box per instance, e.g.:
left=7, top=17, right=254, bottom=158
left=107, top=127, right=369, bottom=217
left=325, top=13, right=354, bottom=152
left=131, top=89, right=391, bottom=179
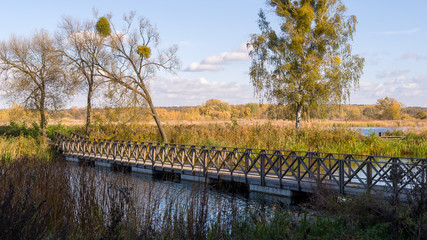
left=55, top=132, right=427, bottom=196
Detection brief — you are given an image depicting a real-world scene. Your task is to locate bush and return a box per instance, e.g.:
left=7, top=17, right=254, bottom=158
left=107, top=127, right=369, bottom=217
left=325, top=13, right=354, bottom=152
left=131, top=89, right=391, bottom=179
left=0, top=121, right=40, bottom=139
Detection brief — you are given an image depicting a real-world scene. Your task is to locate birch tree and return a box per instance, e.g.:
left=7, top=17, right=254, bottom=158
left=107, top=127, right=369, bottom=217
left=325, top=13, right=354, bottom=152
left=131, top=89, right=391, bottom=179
left=249, top=0, right=364, bottom=128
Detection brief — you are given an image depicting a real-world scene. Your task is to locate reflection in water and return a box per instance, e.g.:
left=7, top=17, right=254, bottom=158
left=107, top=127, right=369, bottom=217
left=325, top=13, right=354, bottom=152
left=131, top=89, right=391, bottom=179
left=68, top=162, right=292, bottom=229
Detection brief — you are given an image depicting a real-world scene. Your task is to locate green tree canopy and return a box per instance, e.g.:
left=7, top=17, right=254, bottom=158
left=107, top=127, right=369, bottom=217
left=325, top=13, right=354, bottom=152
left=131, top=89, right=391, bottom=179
left=249, top=0, right=364, bottom=128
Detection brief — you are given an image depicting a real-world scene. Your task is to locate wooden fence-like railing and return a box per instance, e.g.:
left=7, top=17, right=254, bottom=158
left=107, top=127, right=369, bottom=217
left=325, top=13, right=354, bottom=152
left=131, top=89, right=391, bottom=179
left=55, top=132, right=427, bottom=196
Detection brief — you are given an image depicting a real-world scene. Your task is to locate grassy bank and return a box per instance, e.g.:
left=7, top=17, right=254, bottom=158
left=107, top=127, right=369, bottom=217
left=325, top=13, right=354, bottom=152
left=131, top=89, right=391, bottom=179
left=81, top=123, right=427, bottom=158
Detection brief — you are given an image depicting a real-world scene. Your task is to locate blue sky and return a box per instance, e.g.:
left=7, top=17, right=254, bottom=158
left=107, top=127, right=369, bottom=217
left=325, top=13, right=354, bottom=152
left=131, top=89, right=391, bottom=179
left=1, top=0, right=426, bottom=107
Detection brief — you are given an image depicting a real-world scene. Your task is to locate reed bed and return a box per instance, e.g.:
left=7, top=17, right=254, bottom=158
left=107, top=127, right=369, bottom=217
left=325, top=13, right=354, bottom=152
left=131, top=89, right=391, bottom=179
left=85, top=123, right=427, bottom=158
left=0, top=136, right=53, bottom=162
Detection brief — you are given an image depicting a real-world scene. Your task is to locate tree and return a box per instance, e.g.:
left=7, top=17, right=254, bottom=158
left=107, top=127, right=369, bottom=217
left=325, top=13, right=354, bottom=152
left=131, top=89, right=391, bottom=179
left=248, top=0, right=364, bottom=128
left=95, top=13, right=179, bottom=142
left=376, top=97, right=402, bottom=120
left=0, top=30, right=75, bottom=139
left=58, top=16, right=108, bottom=136
left=415, top=110, right=427, bottom=120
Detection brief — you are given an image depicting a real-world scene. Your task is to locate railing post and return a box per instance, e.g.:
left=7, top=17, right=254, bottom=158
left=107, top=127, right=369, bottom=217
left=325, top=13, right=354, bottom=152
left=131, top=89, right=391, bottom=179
left=339, top=159, right=345, bottom=194
left=82, top=140, right=87, bottom=157
left=113, top=141, right=118, bottom=163
left=278, top=151, right=283, bottom=189
left=317, top=154, right=321, bottom=183
left=260, top=150, right=266, bottom=186
left=245, top=149, right=250, bottom=184
left=367, top=158, right=372, bottom=190
left=201, top=146, right=207, bottom=176
left=391, top=158, right=399, bottom=201
left=191, top=145, right=195, bottom=175
left=150, top=143, right=155, bottom=168
left=297, top=156, right=301, bottom=191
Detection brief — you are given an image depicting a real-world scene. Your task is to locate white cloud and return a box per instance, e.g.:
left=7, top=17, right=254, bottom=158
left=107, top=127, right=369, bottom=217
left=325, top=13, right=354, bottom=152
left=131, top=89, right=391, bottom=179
left=202, top=51, right=249, bottom=64
left=184, top=43, right=250, bottom=72
left=400, top=52, right=427, bottom=61
left=352, top=75, right=427, bottom=107
left=151, top=76, right=257, bottom=106
left=185, top=62, right=223, bottom=72
left=376, top=70, right=409, bottom=79
left=377, top=28, right=419, bottom=35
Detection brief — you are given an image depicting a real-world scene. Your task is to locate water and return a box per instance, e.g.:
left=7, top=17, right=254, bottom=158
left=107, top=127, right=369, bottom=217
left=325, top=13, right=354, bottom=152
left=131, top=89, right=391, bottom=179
left=347, top=126, right=408, bottom=136
left=67, top=162, right=292, bottom=228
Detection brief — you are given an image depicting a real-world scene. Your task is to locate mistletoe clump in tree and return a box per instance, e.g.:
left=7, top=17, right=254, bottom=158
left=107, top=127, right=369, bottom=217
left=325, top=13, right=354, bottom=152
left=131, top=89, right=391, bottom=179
left=95, top=13, right=179, bottom=142
left=249, top=0, right=364, bottom=128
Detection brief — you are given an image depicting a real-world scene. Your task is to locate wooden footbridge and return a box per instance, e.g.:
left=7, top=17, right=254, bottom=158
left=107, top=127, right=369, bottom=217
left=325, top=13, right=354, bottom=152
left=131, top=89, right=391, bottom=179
left=54, top=132, right=427, bottom=198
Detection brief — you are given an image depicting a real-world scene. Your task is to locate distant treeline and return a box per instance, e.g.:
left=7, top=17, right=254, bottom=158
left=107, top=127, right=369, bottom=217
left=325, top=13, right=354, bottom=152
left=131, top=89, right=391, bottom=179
left=1, top=97, right=426, bottom=124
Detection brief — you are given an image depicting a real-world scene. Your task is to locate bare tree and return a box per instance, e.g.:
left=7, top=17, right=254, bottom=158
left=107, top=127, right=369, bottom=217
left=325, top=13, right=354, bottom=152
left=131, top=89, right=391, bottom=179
left=58, top=16, right=108, bottom=136
left=0, top=30, right=75, bottom=139
left=96, top=12, right=179, bottom=142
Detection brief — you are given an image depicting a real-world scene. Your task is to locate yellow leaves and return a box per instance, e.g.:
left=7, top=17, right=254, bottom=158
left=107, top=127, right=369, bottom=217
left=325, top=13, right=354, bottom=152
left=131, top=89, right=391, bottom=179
left=332, top=56, right=341, bottom=65
left=276, top=2, right=290, bottom=17
left=136, top=45, right=151, bottom=59
left=296, top=2, right=315, bottom=33
left=280, top=64, right=291, bottom=72
left=290, top=35, right=303, bottom=55
left=299, top=2, right=314, bottom=21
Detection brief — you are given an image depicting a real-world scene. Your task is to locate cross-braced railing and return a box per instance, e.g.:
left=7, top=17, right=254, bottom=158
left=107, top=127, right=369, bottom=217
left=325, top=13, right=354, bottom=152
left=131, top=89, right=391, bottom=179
left=54, top=132, right=427, bottom=196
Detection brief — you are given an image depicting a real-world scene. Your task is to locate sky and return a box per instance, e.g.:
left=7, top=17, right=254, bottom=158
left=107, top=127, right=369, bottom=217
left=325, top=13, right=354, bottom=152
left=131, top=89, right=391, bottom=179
left=0, top=0, right=426, bottom=108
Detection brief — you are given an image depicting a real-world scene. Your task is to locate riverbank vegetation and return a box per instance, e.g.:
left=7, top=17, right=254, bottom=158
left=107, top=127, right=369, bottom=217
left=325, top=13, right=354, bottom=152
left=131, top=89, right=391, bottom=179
left=2, top=120, right=427, bottom=158
left=1, top=122, right=426, bottom=239
left=1, top=155, right=425, bottom=239
left=75, top=122, right=426, bottom=158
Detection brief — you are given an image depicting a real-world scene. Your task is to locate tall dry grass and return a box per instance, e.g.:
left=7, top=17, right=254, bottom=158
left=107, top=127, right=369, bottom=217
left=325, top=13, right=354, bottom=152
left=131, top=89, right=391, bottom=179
left=0, top=136, right=53, bottom=162
left=85, top=123, right=427, bottom=158
left=2, top=156, right=417, bottom=239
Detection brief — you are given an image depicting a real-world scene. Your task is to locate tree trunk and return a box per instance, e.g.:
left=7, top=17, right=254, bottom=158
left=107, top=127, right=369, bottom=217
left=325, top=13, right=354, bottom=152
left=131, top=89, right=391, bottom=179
left=39, top=99, right=47, bottom=141
left=295, top=104, right=302, bottom=129
left=85, top=86, right=93, bottom=137
left=146, top=99, right=168, bottom=142
left=39, top=81, right=47, bottom=141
